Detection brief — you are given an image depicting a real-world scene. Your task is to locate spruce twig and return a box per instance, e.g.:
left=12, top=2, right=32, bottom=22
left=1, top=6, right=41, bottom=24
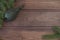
left=42, top=26, right=60, bottom=40
left=0, top=0, right=15, bottom=27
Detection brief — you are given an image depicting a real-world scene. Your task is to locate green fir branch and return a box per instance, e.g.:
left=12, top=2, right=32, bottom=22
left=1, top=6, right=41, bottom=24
left=42, top=26, right=60, bottom=40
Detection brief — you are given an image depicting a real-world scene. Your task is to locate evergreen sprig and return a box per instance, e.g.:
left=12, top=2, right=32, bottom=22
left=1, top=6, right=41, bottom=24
left=42, top=26, right=60, bottom=40
left=0, top=0, right=15, bottom=27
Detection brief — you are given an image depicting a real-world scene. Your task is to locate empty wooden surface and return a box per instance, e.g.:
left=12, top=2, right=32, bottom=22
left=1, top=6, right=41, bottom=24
left=24, top=0, right=60, bottom=9
left=2, top=0, right=60, bottom=40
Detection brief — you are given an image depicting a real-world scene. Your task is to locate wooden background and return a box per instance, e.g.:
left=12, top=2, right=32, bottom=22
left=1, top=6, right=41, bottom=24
left=24, top=0, right=60, bottom=9
left=2, top=0, right=60, bottom=40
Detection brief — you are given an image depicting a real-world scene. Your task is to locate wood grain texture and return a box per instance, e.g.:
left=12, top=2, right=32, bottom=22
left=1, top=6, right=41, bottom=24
left=2, top=0, right=60, bottom=40
left=24, top=0, right=60, bottom=9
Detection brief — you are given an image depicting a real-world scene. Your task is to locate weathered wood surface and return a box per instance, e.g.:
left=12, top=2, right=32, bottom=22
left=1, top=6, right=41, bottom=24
left=3, top=10, right=60, bottom=40
left=24, top=0, right=60, bottom=9
left=2, top=0, right=60, bottom=40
